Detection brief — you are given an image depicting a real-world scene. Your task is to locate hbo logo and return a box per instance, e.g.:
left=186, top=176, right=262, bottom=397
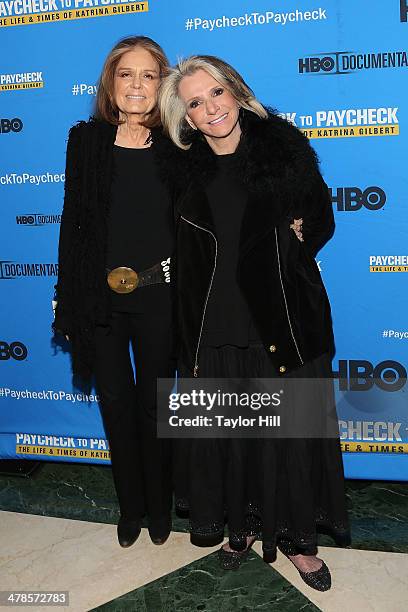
left=16, top=216, right=35, bottom=225
left=333, top=360, right=407, bottom=392
left=299, top=56, right=335, bottom=73
left=0, top=118, right=23, bottom=134
left=0, top=341, right=28, bottom=361
left=330, top=187, right=386, bottom=212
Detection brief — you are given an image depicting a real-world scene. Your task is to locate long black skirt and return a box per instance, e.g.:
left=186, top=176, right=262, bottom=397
left=174, top=344, right=351, bottom=560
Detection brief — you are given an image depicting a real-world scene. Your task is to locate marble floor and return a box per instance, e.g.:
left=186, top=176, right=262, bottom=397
left=1, top=461, right=408, bottom=611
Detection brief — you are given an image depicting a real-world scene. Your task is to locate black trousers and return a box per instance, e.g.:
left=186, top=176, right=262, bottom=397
left=94, top=310, right=174, bottom=523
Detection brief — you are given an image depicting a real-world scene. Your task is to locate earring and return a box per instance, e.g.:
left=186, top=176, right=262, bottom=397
left=185, top=117, right=197, bottom=131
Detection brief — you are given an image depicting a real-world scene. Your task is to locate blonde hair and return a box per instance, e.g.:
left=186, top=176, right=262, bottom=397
left=95, top=35, right=170, bottom=127
left=159, top=55, right=268, bottom=149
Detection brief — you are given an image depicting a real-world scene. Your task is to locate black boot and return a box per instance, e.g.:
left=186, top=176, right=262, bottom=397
left=117, top=516, right=141, bottom=548
left=148, top=515, right=172, bottom=545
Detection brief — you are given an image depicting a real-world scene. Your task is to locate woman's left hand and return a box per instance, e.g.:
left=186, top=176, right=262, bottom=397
left=290, top=218, right=303, bottom=242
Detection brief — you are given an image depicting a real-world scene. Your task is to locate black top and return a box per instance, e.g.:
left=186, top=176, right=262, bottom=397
left=201, top=152, right=260, bottom=347
left=106, top=145, right=173, bottom=313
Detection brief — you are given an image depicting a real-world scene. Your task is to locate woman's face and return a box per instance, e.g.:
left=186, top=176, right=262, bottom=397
left=113, top=47, right=160, bottom=119
left=179, top=69, right=241, bottom=144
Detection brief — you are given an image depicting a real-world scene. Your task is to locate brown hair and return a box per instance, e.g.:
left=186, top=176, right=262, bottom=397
left=159, top=55, right=267, bottom=149
left=95, top=35, right=170, bottom=127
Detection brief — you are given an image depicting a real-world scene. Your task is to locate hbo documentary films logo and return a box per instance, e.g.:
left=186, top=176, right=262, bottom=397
left=16, top=214, right=61, bottom=226
left=299, top=51, right=407, bottom=75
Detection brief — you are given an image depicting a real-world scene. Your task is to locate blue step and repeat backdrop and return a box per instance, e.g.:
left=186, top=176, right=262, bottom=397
left=0, top=1, right=407, bottom=479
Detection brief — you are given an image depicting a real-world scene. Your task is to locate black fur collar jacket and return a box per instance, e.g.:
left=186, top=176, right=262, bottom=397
left=172, top=110, right=336, bottom=376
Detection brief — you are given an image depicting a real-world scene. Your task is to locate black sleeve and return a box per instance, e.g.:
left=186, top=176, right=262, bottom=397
left=301, top=173, right=335, bottom=258
left=284, top=121, right=335, bottom=258
left=53, top=125, right=82, bottom=335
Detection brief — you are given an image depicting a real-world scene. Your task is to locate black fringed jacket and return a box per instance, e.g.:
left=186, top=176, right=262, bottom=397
left=54, top=119, right=177, bottom=381
left=173, top=110, right=335, bottom=376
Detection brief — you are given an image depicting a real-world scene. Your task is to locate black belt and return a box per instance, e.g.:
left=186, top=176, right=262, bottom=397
left=107, top=258, right=170, bottom=294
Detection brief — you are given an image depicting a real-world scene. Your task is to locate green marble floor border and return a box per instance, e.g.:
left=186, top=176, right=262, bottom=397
left=1, top=461, right=408, bottom=553
left=90, top=549, right=321, bottom=612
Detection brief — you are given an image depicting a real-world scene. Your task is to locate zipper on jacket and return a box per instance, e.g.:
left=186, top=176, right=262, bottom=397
left=181, top=215, right=218, bottom=377
left=274, top=227, right=304, bottom=365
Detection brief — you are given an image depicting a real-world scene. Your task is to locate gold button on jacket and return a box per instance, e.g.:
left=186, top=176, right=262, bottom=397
left=269, top=344, right=277, bottom=352
left=279, top=366, right=286, bottom=373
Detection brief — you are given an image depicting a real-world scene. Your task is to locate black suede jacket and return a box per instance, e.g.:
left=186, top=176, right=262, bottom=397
left=173, top=110, right=336, bottom=376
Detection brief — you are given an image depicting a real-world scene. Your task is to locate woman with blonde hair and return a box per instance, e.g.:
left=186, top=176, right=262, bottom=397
left=159, top=55, right=350, bottom=590
left=54, top=36, right=177, bottom=548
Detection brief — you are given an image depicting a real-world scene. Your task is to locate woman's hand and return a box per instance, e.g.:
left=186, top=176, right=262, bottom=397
left=290, top=218, right=303, bottom=242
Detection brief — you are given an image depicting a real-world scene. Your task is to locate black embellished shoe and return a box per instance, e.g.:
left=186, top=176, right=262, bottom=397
left=218, top=535, right=256, bottom=571
left=117, top=516, right=141, bottom=548
left=218, top=546, right=250, bottom=570
left=294, top=560, right=331, bottom=591
left=277, top=539, right=331, bottom=592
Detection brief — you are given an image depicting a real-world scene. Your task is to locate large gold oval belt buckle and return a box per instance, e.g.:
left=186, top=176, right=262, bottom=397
left=107, top=267, right=139, bottom=293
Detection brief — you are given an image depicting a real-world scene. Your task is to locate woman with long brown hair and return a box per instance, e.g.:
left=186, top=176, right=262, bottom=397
left=54, top=36, right=176, bottom=548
